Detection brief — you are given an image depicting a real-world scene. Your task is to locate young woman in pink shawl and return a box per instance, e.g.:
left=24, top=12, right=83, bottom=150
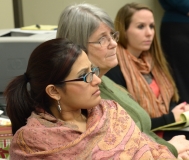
left=4, top=38, right=175, bottom=159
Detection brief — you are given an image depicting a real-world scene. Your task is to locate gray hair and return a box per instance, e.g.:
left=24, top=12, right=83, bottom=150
left=56, top=3, right=114, bottom=52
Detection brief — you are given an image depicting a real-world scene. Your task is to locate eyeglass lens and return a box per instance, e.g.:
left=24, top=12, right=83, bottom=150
left=86, top=67, right=100, bottom=83
left=113, top=32, right=119, bottom=42
left=100, top=32, right=119, bottom=47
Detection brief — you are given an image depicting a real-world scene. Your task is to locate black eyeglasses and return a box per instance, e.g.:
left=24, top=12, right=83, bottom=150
left=58, top=67, right=100, bottom=84
left=88, top=31, right=119, bottom=47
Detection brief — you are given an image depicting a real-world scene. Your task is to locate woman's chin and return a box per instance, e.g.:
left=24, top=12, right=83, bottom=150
left=90, top=97, right=102, bottom=109
left=110, top=59, right=118, bottom=68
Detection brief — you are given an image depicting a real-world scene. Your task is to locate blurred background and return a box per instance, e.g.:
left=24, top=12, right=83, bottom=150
left=0, top=0, right=164, bottom=37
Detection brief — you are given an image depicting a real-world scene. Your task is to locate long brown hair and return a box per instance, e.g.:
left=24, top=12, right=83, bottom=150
left=115, top=2, right=179, bottom=102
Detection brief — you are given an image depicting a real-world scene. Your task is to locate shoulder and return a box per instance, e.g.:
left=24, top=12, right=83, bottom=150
left=100, top=76, right=128, bottom=94
left=100, top=76, right=130, bottom=99
left=101, top=75, right=119, bottom=85
left=101, top=75, right=112, bottom=83
left=100, top=99, right=123, bottom=111
left=100, top=99, right=117, bottom=106
left=105, top=65, right=126, bottom=88
left=105, top=65, right=123, bottom=79
left=12, top=111, right=59, bottom=143
left=99, top=99, right=133, bottom=122
left=12, top=112, right=47, bottom=140
left=10, top=118, right=44, bottom=155
left=10, top=112, right=65, bottom=154
left=106, top=65, right=122, bottom=76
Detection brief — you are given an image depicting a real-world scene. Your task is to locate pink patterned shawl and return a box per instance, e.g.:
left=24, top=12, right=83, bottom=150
left=10, top=100, right=175, bottom=160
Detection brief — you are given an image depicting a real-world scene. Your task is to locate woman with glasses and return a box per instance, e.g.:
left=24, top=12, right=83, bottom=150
left=4, top=38, right=175, bottom=159
left=56, top=3, right=189, bottom=159
left=106, top=2, right=189, bottom=140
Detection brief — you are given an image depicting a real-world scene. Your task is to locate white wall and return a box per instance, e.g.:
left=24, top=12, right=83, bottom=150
left=0, top=0, right=14, bottom=29
left=22, top=0, right=164, bottom=35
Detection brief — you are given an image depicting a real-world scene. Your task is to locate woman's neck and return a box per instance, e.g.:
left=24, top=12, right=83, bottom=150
left=51, top=106, right=87, bottom=132
left=127, top=48, right=142, bottom=58
left=62, top=110, right=87, bottom=132
left=60, top=109, right=84, bottom=122
left=51, top=106, right=83, bottom=122
left=99, top=69, right=107, bottom=78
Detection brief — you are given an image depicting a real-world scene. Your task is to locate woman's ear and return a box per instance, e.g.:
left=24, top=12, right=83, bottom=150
left=45, top=85, right=61, bottom=100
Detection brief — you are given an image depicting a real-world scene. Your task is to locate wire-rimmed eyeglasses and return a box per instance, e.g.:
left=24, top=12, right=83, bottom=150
left=88, top=31, right=119, bottom=47
left=58, top=67, right=100, bottom=84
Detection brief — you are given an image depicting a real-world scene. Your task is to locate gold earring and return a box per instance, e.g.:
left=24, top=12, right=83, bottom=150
left=57, top=100, right=61, bottom=113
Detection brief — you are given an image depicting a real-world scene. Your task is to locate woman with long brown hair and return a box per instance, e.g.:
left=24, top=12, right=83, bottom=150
left=106, top=2, right=189, bottom=140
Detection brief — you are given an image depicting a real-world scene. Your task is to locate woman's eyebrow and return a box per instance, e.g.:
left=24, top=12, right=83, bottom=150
left=77, top=67, right=90, bottom=76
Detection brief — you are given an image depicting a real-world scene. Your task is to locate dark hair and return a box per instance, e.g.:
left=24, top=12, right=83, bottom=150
left=4, top=38, right=82, bottom=134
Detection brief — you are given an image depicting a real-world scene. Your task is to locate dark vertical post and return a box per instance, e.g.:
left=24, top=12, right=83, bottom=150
left=12, top=0, right=23, bottom=28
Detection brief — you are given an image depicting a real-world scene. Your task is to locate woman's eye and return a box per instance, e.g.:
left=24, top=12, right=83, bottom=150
left=138, top=24, right=144, bottom=29
left=99, top=36, right=105, bottom=41
left=99, top=37, right=107, bottom=44
left=150, top=24, right=155, bottom=29
left=79, top=72, right=87, bottom=78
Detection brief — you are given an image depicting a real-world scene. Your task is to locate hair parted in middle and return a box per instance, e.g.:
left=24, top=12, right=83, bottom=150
left=114, top=2, right=179, bottom=102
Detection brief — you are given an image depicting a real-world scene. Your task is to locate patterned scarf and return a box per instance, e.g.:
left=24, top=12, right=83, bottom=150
left=116, top=45, right=174, bottom=118
left=10, top=100, right=174, bottom=159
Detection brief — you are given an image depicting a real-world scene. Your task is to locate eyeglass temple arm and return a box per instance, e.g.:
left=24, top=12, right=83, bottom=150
left=61, top=78, right=84, bottom=83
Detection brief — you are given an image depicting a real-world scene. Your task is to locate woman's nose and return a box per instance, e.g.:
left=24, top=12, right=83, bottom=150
left=109, top=38, right=117, bottom=48
left=92, top=74, right=101, bottom=85
left=146, top=27, right=154, bottom=36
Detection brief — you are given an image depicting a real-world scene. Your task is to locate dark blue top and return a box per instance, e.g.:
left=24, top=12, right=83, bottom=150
left=159, top=0, right=189, bottom=22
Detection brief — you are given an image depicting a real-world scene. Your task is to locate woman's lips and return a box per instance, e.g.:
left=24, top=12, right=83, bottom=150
left=143, top=41, right=152, bottom=44
left=107, top=53, right=116, bottom=58
left=92, top=89, right=101, bottom=96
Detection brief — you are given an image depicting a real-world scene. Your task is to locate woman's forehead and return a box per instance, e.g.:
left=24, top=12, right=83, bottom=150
left=71, top=51, right=91, bottom=72
left=90, top=23, right=112, bottom=37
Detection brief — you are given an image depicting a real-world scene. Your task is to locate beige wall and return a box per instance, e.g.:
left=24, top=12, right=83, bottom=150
left=0, top=0, right=164, bottom=38
left=0, top=0, right=14, bottom=29
left=22, top=0, right=164, bottom=35
left=0, top=0, right=164, bottom=35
